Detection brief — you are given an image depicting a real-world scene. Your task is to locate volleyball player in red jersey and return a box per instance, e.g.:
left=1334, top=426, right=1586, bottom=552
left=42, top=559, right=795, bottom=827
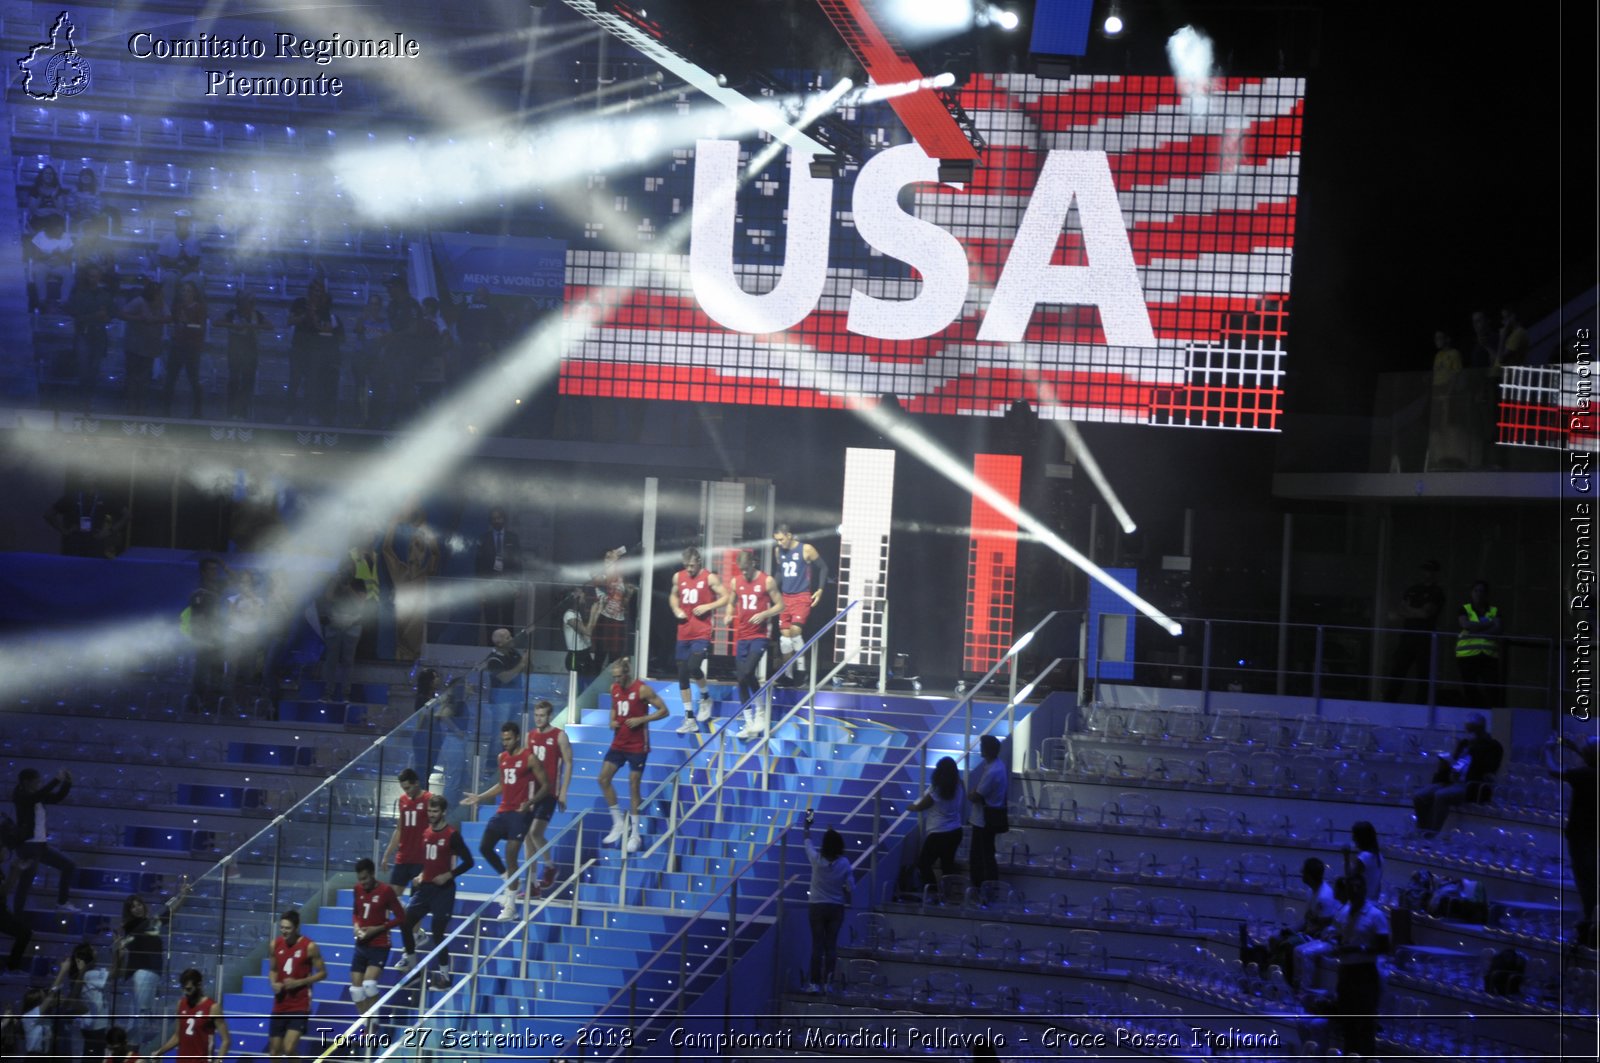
left=348, top=858, right=405, bottom=1019
left=381, top=768, right=430, bottom=890
left=399, top=795, right=474, bottom=989
left=266, top=910, right=325, bottom=1061
left=669, top=547, right=730, bottom=735
left=727, top=549, right=783, bottom=738
left=523, top=699, right=572, bottom=897
left=599, top=657, right=669, bottom=854
left=462, top=721, right=546, bottom=920
left=153, top=968, right=230, bottom=1063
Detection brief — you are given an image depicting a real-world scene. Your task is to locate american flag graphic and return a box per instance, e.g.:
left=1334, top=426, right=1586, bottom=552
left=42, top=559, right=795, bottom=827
left=558, top=73, right=1305, bottom=430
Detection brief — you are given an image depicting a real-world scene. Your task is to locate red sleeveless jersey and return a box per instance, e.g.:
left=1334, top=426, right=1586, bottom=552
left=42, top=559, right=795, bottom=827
left=528, top=727, right=563, bottom=792
left=609, top=680, right=651, bottom=754
left=175, top=995, right=217, bottom=1062
left=731, top=571, right=775, bottom=642
left=495, top=748, right=533, bottom=812
left=674, top=569, right=714, bottom=641
left=394, top=790, right=431, bottom=863
left=270, top=936, right=315, bottom=1013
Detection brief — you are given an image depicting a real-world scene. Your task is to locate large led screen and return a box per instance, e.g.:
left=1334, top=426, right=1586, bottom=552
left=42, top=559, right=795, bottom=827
left=560, top=74, right=1304, bottom=429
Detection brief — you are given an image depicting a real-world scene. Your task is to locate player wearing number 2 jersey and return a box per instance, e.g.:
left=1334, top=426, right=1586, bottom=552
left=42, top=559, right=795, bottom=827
left=670, top=547, right=730, bottom=735
left=728, top=549, right=783, bottom=738
left=600, top=657, right=670, bottom=854
left=153, top=968, right=229, bottom=1063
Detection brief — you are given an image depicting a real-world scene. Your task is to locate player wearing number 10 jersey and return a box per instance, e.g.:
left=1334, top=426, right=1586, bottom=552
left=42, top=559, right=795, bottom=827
left=670, top=547, right=729, bottom=736
left=153, top=968, right=229, bottom=1063
left=728, top=550, right=783, bottom=738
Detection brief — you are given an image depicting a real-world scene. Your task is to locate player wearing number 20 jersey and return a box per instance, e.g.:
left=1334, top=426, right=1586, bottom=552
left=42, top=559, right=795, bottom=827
left=669, top=547, right=729, bottom=734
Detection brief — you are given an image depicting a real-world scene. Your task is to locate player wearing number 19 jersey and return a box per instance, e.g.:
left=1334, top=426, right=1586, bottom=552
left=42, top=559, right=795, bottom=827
left=153, top=968, right=229, bottom=1063
left=670, top=547, right=729, bottom=735
left=600, top=657, right=670, bottom=854
left=728, top=550, right=783, bottom=737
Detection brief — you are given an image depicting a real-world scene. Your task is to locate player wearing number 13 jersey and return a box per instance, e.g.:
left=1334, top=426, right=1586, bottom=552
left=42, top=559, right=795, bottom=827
left=153, top=968, right=229, bottom=1063
left=461, top=721, right=545, bottom=919
left=600, top=657, right=669, bottom=854
left=670, top=547, right=729, bottom=735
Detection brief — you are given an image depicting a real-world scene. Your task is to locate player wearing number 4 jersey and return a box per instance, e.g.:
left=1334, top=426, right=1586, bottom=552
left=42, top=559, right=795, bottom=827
left=600, top=657, right=670, bottom=854
left=728, top=549, right=782, bottom=738
left=462, top=722, right=546, bottom=919
left=348, top=858, right=405, bottom=1019
left=772, top=524, right=828, bottom=682
left=153, top=968, right=229, bottom=1063
left=670, top=547, right=730, bottom=735
left=266, top=910, right=325, bottom=1062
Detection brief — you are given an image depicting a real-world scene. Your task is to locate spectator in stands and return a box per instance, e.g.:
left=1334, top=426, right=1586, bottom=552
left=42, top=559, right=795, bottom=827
left=352, top=294, right=389, bottom=428
left=0, top=829, right=35, bottom=971
left=589, top=547, right=635, bottom=667
left=379, top=276, right=424, bottom=427
left=908, top=756, right=965, bottom=891
left=21, top=164, right=66, bottom=225
left=11, top=767, right=76, bottom=913
left=114, top=894, right=169, bottom=1047
left=68, top=264, right=115, bottom=397
left=25, top=209, right=73, bottom=312
left=1412, top=714, right=1503, bottom=834
left=67, top=167, right=107, bottom=234
left=226, top=569, right=268, bottom=695
left=104, top=1025, right=138, bottom=1060
left=347, top=535, right=381, bottom=661
left=1544, top=734, right=1597, bottom=944
left=286, top=278, right=337, bottom=424
left=12, top=987, right=49, bottom=1055
left=382, top=507, right=440, bottom=662
left=1427, top=330, right=1468, bottom=468
left=1384, top=559, right=1445, bottom=702
left=474, top=507, right=523, bottom=638
left=455, top=286, right=503, bottom=373
left=218, top=290, right=270, bottom=421
left=118, top=279, right=167, bottom=416
left=967, top=734, right=1009, bottom=888
left=320, top=572, right=365, bottom=703
left=800, top=810, right=851, bottom=993
left=561, top=589, right=597, bottom=690
left=1242, top=856, right=1340, bottom=986
left=1454, top=581, right=1503, bottom=708
left=44, top=471, right=129, bottom=559
left=1344, top=820, right=1385, bottom=901
left=156, top=210, right=203, bottom=306
left=50, top=942, right=109, bottom=1062
left=1495, top=305, right=1529, bottom=376
left=161, top=281, right=208, bottom=419
left=486, top=627, right=530, bottom=694
left=1329, top=872, right=1390, bottom=1057
left=417, top=296, right=449, bottom=403
left=184, top=557, right=229, bottom=710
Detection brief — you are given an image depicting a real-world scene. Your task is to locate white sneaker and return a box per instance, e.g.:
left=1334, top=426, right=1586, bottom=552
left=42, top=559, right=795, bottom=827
left=394, top=953, right=417, bottom=972
left=602, top=815, right=626, bottom=845
left=696, top=697, right=712, bottom=722
left=675, top=717, right=699, bottom=734
left=498, top=900, right=517, bottom=920
left=413, top=927, right=431, bottom=950
left=625, top=831, right=642, bottom=854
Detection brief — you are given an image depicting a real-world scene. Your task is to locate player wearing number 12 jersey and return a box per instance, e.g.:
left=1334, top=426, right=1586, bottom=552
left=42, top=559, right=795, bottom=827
left=728, top=549, right=783, bottom=738
left=153, top=968, right=229, bottom=1063
left=670, top=547, right=729, bottom=735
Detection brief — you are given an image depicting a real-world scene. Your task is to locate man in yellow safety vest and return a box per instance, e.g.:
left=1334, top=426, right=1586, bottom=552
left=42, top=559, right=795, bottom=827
left=1455, top=581, right=1502, bottom=709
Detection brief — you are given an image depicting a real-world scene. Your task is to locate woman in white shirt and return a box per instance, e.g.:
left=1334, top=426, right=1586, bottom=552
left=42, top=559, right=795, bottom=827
left=908, top=756, right=965, bottom=889
left=802, top=813, right=852, bottom=993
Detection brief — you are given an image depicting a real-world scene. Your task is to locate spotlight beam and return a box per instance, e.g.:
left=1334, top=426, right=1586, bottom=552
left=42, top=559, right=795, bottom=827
left=1056, top=420, right=1137, bottom=534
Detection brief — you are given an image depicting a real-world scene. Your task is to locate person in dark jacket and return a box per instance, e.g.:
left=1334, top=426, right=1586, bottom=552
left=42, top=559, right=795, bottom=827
left=11, top=768, right=76, bottom=912
left=1411, top=713, right=1503, bottom=833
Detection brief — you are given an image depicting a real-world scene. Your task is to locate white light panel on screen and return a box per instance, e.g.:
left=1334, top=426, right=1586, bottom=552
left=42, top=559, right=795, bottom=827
left=835, top=447, right=895, bottom=666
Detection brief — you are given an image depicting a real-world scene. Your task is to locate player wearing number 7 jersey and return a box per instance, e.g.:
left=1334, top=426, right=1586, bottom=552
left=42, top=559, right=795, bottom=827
left=348, top=858, right=405, bottom=1020
left=153, top=968, right=229, bottom=1063
left=670, top=547, right=730, bottom=735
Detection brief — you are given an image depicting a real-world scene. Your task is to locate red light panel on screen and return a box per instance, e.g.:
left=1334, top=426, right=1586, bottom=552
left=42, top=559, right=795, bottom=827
left=559, top=74, right=1304, bottom=431
left=965, top=454, right=1022, bottom=671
